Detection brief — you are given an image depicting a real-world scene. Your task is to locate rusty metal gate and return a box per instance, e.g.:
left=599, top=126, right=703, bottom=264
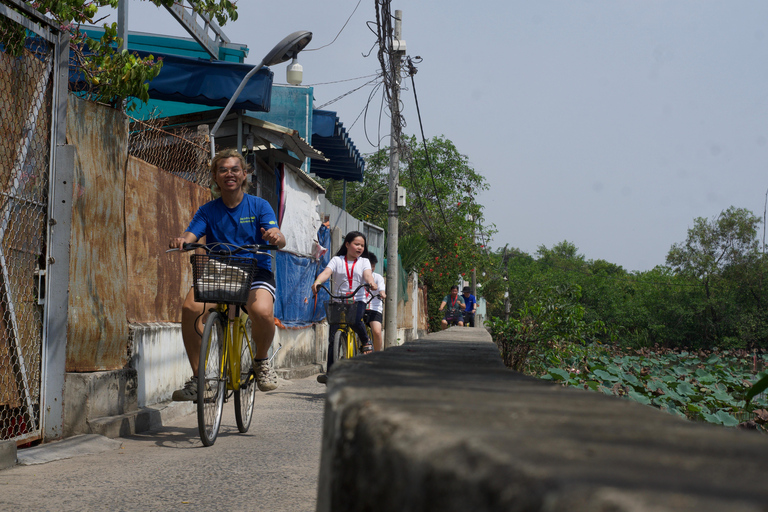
left=0, top=1, right=70, bottom=444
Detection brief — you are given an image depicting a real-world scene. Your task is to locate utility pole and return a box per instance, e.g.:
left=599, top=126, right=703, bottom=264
left=117, top=0, right=128, bottom=52
left=469, top=215, right=477, bottom=297
left=384, top=10, right=404, bottom=349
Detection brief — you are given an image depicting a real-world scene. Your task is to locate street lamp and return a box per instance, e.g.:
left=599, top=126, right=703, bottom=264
left=209, top=30, right=313, bottom=156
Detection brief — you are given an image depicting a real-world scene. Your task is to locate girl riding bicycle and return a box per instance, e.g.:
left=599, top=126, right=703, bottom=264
left=168, top=149, right=286, bottom=400
left=312, top=231, right=378, bottom=383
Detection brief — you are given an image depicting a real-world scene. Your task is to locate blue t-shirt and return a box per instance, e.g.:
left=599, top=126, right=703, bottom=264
left=463, top=294, right=477, bottom=313
left=186, top=194, right=278, bottom=270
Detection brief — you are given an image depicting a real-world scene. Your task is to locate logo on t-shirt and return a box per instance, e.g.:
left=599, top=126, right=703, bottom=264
left=269, top=220, right=276, bottom=225
left=239, top=216, right=256, bottom=224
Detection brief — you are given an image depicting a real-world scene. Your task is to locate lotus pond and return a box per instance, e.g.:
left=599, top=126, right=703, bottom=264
left=535, top=345, right=768, bottom=428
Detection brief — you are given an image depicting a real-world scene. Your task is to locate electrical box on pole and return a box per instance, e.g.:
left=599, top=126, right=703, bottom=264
left=397, top=186, right=407, bottom=207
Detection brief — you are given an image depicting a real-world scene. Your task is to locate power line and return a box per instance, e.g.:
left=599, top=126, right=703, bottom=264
left=306, top=73, right=380, bottom=87
left=407, top=57, right=449, bottom=227
left=304, top=0, right=363, bottom=52
left=316, top=75, right=381, bottom=109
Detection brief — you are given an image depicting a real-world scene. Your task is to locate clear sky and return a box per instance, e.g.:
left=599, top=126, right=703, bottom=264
left=100, top=1, right=768, bottom=272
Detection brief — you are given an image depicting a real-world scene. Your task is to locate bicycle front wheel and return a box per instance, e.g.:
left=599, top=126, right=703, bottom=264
left=331, top=328, right=349, bottom=364
left=198, top=311, right=226, bottom=446
left=234, top=317, right=257, bottom=433
left=349, top=329, right=360, bottom=358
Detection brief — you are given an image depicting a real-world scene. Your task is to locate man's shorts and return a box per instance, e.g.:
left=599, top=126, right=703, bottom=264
left=250, top=268, right=276, bottom=301
left=364, top=310, right=383, bottom=324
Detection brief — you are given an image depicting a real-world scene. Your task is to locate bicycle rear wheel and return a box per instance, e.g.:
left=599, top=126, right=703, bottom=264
left=234, top=317, right=257, bottom=433
left=365, top=324, right=373, bottom=349
left=198, top=311, right=226, bottom=446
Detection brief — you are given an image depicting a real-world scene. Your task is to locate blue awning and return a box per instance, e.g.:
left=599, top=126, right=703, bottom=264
left=310, top=110, right=365, bottom=182
left=70, top=49, right=273, bottom=112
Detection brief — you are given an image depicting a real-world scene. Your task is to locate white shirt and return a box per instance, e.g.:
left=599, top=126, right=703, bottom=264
left=325, top=255, right=372, bottom=301
left=366, top=272, right=386, bottom=313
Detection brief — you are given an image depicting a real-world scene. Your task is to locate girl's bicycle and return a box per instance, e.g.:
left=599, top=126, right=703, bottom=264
left=317, top=283, right=377, bottom=363
left=170, top=241, right=277, bottom=446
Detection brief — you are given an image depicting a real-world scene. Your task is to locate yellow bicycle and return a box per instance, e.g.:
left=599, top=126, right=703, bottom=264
left=178, top=241, right=277, bottom=446
left=318, top=283, right=376, bottom=363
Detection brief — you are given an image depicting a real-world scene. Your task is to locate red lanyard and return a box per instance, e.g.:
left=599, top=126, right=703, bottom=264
left=450, top=296, right=457, bottom=308
left=344, top=257, right=357, bottom=291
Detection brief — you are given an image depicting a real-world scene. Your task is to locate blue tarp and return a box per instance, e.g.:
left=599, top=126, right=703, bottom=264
left=135, top=50, right=273, bottom=111
left=274, top=224, right=331, bottom=327
left=69, top=48, right=274, bottom=112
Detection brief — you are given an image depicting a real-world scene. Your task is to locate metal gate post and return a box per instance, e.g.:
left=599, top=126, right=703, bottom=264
left=42, top=27, right=73, bottom=440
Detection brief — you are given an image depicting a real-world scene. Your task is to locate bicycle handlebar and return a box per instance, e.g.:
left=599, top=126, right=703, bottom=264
left=166, top=242, right=278, bottom=255
left=315, top=283, right=379, bottom=302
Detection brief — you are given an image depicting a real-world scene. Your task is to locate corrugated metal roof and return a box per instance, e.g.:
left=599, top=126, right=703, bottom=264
left=309, top=110, right=365, bottom=182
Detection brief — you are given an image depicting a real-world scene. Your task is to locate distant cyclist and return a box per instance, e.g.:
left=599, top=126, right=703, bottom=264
left=462, top=286, right=477, bottom=327
left=364, top=253, right=386, bottom=351
left=439, top=285, right=465, bottom=329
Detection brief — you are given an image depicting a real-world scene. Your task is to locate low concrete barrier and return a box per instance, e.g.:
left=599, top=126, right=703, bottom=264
left=317, top=328, right=768, bottom=512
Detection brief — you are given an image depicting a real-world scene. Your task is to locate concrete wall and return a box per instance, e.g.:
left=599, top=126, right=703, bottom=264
left=130, top=323, right=189, bottom=407
left=318, top=328, right=768, bottom=512
left=130, top=321, right=331, bottom=408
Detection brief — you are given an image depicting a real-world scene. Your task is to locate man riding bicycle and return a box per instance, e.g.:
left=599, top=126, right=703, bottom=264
left=439, top=285, right=465, bottom=329
left=168, top=149, right=286, bottom=401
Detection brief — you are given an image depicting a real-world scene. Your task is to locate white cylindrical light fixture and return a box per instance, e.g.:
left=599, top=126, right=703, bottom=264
left=286, top=57, right=303, bottom=85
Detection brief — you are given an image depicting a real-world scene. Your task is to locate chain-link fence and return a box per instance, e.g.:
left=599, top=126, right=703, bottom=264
left=128, top=116, right=211, bottom=188
left=0, top=2, right=56, bottom=443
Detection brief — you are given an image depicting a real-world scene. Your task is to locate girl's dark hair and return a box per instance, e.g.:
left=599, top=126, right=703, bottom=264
left=368, top=253, right=378, bottom=266
left=336, top=230, right=369, bottom=258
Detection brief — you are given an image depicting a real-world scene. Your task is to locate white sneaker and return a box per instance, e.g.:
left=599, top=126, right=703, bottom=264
left=172, top=377, right=198, bottom=402
left=254, top=359, right=278, bottom=391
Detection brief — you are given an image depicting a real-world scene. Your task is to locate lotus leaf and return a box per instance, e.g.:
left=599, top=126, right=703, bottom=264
left=547, top=367, right=571, bottom=381
left=627, top=390, right=651, bottom=405
left=593, top=369, right=620, bottom=382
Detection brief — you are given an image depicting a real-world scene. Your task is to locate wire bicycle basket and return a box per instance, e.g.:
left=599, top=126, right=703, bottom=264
left=325, top=299, right=358, bottom=324
left=191, top=254, right=258, bottom=305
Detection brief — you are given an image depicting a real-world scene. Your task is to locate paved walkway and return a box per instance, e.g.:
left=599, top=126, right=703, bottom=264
left=0, top=375, right=326, bottom=512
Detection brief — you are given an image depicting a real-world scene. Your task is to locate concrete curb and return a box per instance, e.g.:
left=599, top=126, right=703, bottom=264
left=16, top=434, right=122, bottom=466
left=277, top=363, right=323, bottom=380
left=0, top=440, right=16, bottom=470
left=89, top=401, right=195, bottom=439
left=317, top=327, right=768, bottom=512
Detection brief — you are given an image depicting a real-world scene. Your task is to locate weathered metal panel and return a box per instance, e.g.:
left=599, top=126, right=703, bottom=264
left=125, top=156, right=209, bottom=323
left=65, top=98, right=129, bottom=372
left=397, top=277, right=415, bottom=329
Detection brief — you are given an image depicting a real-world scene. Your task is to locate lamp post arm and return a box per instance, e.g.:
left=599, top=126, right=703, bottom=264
left=209, top=57, right=267, bottom=156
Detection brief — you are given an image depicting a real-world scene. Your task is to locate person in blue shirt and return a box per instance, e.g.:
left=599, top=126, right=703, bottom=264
left=462, top=286, right=478, bottom=327
left=168, top=149, right=286, bottom=401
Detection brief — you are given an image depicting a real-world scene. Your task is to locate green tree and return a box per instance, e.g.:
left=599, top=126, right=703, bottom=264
left=666, top=206, right=765, bottom=346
